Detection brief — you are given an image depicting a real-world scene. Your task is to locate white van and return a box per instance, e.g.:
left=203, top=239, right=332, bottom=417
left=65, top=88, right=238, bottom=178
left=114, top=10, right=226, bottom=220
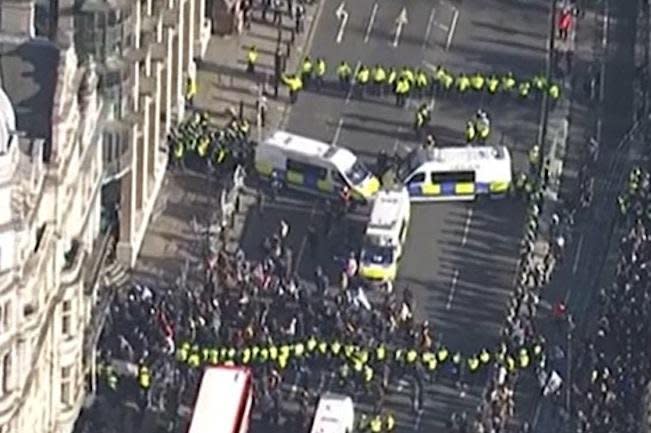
left=358, top=187, right=411, bottom=283
left=255, top=131, right=380, bottom=202
left=310, top=393, right=355, bottom=433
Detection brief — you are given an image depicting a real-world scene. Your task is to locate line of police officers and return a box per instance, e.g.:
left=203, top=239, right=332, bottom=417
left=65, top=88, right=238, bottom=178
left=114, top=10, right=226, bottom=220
left=278, top=57, right=561, bottom=107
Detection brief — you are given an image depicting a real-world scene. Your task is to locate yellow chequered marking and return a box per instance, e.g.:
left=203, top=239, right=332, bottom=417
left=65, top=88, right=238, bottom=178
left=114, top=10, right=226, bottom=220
left=421, top=183, right=441, bottom=195
left=455, top=182, right=475, bottom=195
left=490, top=181, right=509, bottom=193
left=286, top=170, right=304, bottom=184
left=317, top=179, right=334, bottom=192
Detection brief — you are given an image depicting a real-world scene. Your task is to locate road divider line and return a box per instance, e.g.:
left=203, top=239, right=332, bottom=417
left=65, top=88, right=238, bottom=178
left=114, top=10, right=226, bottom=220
left=392, top=127, right=403, bottom=153
left=445, top=269, right=460, bottom=309
left=445, top=8, right=459, bottom=51
left=422, top=7, right=436, bottom=50
left=572, top=233, right=584, bottom=275
left=332, top=117, right=345, bottom=146
left=460, top=208, right=473, bottom=246
left=364, top=3, right=379, bottom=43
left=345, top=61, right=361, bottom=105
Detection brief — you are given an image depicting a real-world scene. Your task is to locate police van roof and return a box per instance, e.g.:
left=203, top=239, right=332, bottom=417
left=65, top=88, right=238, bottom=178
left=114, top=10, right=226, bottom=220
left=310, top=393, right=354, bottom=433
left=368, top=189, right=407, bottom=230
left=407, top=145, right=509, bottom=169
left=264, top=130, right=356, bottom=168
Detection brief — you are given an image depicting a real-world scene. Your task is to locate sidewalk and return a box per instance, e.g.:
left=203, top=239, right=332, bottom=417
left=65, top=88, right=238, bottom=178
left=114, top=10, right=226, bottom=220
left=132, top=1, right=325, bottom=284
left=195, top=1, right=325, bottom=132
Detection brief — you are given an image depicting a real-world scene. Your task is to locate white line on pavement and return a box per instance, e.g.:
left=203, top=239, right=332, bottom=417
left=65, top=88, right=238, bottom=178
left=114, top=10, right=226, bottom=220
left=446, top=8, right=459, bottom=51
left=364, top=3, right=379, bottom=43
left=414, top=409, right=424, bottom=431
left=572, top=233, right=584, bottom=275
left=422, top=7, right=436, bottom=50
left=335, top=2, right=349, bottom=44
left=436, top=22, right=449, bottom=31
left=460, top=207, right=473, bottom=246
left=345, top=61, right=361, bottom=105
left=332, top=117, right=345, bottom=146
left=446, top=269, right=460, bottom=309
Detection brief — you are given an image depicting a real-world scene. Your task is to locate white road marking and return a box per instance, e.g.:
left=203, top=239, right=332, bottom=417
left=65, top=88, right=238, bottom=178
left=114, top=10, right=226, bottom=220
left=445, top=8, right=459, bottom=51
left=572, top=233, right=584, bottom=275
left=460, top=207, right=473, bottom=246
left=345, top=61, right=361, bottom=105
left=445, top=269, right=460, bottom=309
left=364, top=3, right=379, bottom=43
left=422, top=7, right=436, bottom=50
left=335, top=2, right=349, bottom=44
left=414, top=409, right=424, bottom=431
left=436, top=22, right=449, bottom=31
left=332, top=117, right=345, bottom=146
left=392, top=7, right=409, bottom=47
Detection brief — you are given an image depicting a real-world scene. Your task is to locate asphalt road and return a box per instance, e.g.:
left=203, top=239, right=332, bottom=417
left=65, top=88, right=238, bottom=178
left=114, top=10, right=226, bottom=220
left=239, top=0, right=552, bottom=430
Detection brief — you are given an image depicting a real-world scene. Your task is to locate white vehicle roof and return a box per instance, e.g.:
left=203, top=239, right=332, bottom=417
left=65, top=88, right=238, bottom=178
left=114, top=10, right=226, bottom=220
left=402, top=145, right=512, bottom=182
left=310, top=393, right=355, bottom=433
left=189, top=367, right=250, bottom=433
left=260, top=130, right=357, bottom=171
left=366, top=188, right=409, bottom=245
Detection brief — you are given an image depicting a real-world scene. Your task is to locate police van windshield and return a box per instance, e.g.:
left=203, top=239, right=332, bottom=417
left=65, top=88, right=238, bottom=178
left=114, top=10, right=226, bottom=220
left=344, top=161, right=371, bottom=185
left=361, top=244, right=394, bottom=265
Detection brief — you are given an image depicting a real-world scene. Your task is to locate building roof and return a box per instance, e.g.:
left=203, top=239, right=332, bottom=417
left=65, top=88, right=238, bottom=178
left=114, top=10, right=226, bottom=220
left=0, top=38, right=59, bottom=142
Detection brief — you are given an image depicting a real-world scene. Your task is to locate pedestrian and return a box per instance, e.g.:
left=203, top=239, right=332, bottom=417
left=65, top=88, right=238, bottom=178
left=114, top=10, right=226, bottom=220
left=295, top=4, right=305, bottom=33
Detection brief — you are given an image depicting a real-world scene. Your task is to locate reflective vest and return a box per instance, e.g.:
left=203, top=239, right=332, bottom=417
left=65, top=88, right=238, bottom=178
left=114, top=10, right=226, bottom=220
left=315, top=59, right=326, bottom=77
left=301, top=58, right=313, bottom=74
left=468, top=357, right=480, bottom=372
left=373, top=66, right=386, bottom=83
left=185, top=79, right=197, bottom=98
left=370, top=416, right=382, bottom=433
left=330, top=342, right=341, bottom=356
left=294, top=343, right=305, bottom=357
left=247, top=48, right=258, bottom=64
left=138, top=366, right=151, bottom=389
left=437, top=348, right=449, bottom=363
left=356, top=67, right=370, bottom=84
left=337, top=62, right=352, bottom=79
left=465, top=122, right=476, bottom=142
left=479, top=350, right=490, bottom=364
left=376, top=345, right=386, bottom=361
left=386, top=414, right=396, bottom=431
left=406, top=350, right=418, bottom=363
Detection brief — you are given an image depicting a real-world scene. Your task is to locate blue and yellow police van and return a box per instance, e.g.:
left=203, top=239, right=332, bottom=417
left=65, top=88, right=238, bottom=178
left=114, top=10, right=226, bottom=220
left=255, top=130, right=380, bottom=202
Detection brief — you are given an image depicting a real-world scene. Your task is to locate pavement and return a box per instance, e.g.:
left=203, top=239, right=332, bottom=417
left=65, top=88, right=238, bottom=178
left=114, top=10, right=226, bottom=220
left=507, top=0, right=644, bottom=431
left=235, top=0, right=554, bottom=431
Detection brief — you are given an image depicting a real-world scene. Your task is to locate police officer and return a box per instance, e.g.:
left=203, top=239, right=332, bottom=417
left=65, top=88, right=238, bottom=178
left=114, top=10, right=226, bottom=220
left=465, top=121, right=476, bottom=145
left=337, top=60, right=353, bottom=89
left=314, top=57, right=326, bottom=90
left=247, top=45, right=258, bottom=74
left=519, top=81, right=531, bottom=99
left=356, top=64, right=371, bottom=98
left=372, top=64, right=387, bottom=96
left=395, top=77, right=410, bottom=107
left=301, top=56, right=313, bottom=86
left=138, top=363, right=152, bottom=410
left=185, top=76, right=197, bottom=107
left=282, top=74, right=303, bottom=104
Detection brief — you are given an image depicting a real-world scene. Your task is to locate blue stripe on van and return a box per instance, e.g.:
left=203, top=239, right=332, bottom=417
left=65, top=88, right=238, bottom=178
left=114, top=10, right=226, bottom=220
left=408, top=184, right=422, bottom=196
left=304, top=172, right=318, bottom=188
left=440, top=182, right=455, bottom=196
left=476, top=182, right=490, bottom=194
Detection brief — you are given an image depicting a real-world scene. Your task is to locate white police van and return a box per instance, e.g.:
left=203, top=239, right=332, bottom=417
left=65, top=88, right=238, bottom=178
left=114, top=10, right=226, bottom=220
left=255, top=131, right=380, bottom=201
left=358, top=186, right=411, bottom=283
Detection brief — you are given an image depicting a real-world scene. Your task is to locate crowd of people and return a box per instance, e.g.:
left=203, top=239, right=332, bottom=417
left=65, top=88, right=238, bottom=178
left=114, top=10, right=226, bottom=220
left=87, top=155, right=554, bottom=433
left=569, top=167, right=651, bottom=433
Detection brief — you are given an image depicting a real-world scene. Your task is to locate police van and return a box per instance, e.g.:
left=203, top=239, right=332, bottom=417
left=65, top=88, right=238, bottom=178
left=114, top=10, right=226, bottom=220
left=358, top=187, right=411, bottom=283
left=310, top=393, right=355, bottom=433
left=255, top=131, right=380, bottom=202
left=397, top=145, right=513, bottom=202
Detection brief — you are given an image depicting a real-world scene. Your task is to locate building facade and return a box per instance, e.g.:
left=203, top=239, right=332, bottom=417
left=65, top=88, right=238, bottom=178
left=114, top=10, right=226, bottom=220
left=0, top=1, right=105, bottom=433
left=73, top=0, right=211, bottom=268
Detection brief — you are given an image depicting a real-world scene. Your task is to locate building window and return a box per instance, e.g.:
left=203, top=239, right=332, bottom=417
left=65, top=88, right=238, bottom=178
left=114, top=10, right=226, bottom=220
left=1, top=352, right=12, bottom=394
left=60, top=366, right=72, bottom=406
left=61, top=301, right=72, bottom=337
